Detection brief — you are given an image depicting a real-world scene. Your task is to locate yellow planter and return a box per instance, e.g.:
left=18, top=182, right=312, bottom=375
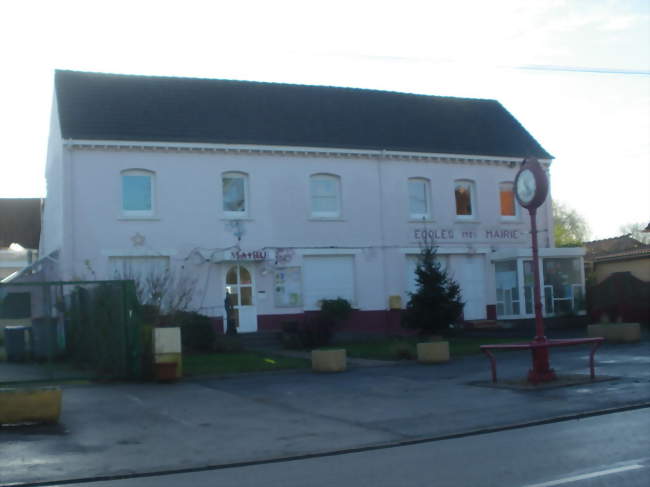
left=312, top=349, right=347, bottom=372
left=587, top=323, right=641, bottom=343
left=0, top=387, right=62, bottom=425
left=417, top=342, right=450, bottom=363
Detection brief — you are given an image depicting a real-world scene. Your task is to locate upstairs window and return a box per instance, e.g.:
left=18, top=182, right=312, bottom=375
left=122, top=170, right=154, bottom=217
left=222, top=172, right=248, bottom=217
left=454, top=180, right=476, bottom=219
left=499, top=182, right=517, bottom=219
left=310, top=174, right=341, bottom=218
left=408, top=178, right=430, bottom=220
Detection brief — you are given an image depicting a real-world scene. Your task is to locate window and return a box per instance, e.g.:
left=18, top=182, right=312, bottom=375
left=310, top=174, right=341, bottom=218
left=495, top=261, right=520, bottom=317
left=0, top=292, right=31, bottom=319
left=302, top=255, right=354, bottom=309
left=499, top=182, right=517, bottom=219
left=122, top=170, right=154, bottom=216
left=542, top=258, right=585, bottom=315
left=408, top=178, right=430, bottom=220
left=222, top=172, right=248, bottom=217
left=226, top=264, right=254, bottom=307
left=454, top=180, right=476, bottom=219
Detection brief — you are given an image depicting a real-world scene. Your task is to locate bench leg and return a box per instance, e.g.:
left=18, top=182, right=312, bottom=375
left=482, top=349, right=497, bottom=383
left=589, top=341, right=603, bottom=380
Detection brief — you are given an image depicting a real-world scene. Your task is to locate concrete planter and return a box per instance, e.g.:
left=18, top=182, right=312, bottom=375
left=417, top=341, right=450, bottom=363
left=153, top=327, right=183, bottom=380
left=311, top=349, right=347, bottom=372
left=587, top=323, right=641, bottom=343
left=0, top=387, right=62, bottom=425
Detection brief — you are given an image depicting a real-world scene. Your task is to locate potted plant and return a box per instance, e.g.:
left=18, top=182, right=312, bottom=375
left=310, top=297, right=352, bottom=372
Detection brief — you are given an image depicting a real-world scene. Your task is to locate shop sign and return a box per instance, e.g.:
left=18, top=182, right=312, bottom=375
left=413, top=227, right=526, bottom=243
left=230, top=249, right=268, bottom=261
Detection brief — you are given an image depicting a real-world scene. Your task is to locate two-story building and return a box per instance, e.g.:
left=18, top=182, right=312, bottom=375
left=33, top=70, right=585, bottom=332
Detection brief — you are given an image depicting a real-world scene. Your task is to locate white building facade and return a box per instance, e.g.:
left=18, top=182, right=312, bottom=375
left=37, top=71, right=586, bottom=333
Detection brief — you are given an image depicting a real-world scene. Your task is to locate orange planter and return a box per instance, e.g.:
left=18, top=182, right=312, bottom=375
left=155, top=362, right=178, bottom=382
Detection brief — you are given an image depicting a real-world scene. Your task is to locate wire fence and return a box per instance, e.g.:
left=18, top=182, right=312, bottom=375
left=0, top=280, right=142, bottom=385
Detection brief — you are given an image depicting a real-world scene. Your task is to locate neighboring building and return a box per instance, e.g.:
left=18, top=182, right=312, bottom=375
left=33, top=70, right=586, bottom=332
left=584, top=235, right=650, bottom=284
left=0, top=198, right=41, bottom=281
left=584, top=235, right=650, bottom=323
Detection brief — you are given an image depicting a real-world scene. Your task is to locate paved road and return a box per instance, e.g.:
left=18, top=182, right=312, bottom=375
left=1, top=341, right=648, bottom=486
left=53, top=408, right=650, bottom=487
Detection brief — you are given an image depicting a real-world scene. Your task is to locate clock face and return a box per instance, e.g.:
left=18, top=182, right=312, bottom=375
left=516, top=169, right=536, bottom=204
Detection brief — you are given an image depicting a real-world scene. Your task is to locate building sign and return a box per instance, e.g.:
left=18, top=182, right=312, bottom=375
left=230, top=249, right=268, bottom=261
left=413, top=227, right=526, bottom=243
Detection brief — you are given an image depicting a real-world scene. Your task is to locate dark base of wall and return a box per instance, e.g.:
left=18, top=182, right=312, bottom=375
left=256, top=310, right=413, bottom=335
left=213, top=309, right=591, bottom=338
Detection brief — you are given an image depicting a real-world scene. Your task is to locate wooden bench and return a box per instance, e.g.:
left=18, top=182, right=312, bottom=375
left=480, top=338, right=605, bottom=383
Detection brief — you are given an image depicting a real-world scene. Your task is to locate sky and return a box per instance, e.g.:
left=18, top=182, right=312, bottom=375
left=1, top=0, right=648, bottom=240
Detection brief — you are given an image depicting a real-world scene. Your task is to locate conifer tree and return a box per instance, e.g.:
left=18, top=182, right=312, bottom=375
left=402, top=242, right=464, bottom=335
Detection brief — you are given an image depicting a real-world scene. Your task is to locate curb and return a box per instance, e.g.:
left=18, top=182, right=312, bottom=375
left=4, top=402, right=650, bottom=487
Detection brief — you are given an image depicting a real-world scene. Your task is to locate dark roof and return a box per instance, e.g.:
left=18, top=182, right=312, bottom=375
left=584, top=235, right=650, bottom=258
left=0, top=198, right=41, bottom=249
left=54, top=70, right=552, bottom=159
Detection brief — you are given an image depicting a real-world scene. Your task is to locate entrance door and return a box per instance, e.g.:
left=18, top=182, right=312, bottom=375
left=225, top=264, right=257, bottom=333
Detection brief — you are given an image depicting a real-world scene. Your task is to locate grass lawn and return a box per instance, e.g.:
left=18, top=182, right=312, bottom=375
left=326, top=336, right=526, bottom=361
left=183, top=352, right=310, bottom=376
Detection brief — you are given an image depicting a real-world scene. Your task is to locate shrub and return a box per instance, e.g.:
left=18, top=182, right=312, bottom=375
left=213, top=334, right=244, bottom=353
left=280, top=299, right=353, bottom=350
left=281, top=321, right=303, bottom=349
left=320, top=298, right=353, bottom=324
left=391, top=341, right=415, bottom=360
left=172, top=311, right=215, bottom=352
left=297, top=317, right=333, bottom=349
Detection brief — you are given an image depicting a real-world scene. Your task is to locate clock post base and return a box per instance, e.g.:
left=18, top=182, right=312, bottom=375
left=527, top=343, right=557, bottom=384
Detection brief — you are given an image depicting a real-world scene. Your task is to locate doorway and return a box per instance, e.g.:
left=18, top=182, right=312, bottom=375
left=225, top=264, right=257, bottom=333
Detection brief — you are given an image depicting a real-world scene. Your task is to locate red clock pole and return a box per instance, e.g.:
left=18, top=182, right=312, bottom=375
left=527, top=207, right=556, bottom=383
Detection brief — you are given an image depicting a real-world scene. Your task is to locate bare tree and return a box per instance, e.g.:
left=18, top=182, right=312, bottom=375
left=112, top=263, right=198, bottom=319
left=618, top=222, right=650, bottom=244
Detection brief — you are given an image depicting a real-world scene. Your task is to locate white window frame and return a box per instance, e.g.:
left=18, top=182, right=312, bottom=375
left=310, top=173, right=341, bottom=219
left=121, top=169, right=155, bottom=218
left=222, top=171, right=249, bottom=219
left=454, top=179, right=477, bottom=221
left=499, top=181, right=519, bottom=221
left=408, top=177, right=431, bottom=220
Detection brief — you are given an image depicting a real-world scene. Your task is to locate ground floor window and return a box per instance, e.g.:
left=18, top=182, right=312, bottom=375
left=494, top=257, right=585, bottom=318
left=495, top=261, right=520, bottom=316
left=543, top=258, right=585, bottom=315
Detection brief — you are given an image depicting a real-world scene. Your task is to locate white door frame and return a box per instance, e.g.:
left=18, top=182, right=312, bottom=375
left=224, top=263, right=257, bottom=333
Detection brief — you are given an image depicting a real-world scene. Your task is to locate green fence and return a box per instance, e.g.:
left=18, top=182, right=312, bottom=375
left=0, top=280, right=142, bottom=384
